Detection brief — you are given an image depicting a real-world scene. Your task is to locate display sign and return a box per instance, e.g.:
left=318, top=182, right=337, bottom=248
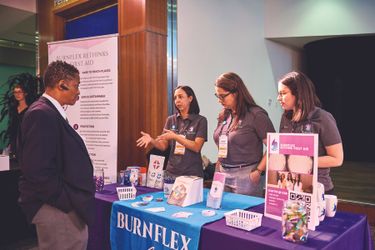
left=48, top=34, right=118, bottom=183
left=265, top=133, right=318, bottom=230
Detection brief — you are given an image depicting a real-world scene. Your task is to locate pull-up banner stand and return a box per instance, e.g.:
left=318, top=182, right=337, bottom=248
left=48, top=34, right=118, bottom=184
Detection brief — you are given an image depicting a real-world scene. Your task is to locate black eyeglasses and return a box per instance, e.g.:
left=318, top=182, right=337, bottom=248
left=214, top=92, right=231, bottom=100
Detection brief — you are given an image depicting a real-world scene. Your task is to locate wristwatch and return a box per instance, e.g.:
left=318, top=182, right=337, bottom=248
left=251, top=167, right=265, bottom=176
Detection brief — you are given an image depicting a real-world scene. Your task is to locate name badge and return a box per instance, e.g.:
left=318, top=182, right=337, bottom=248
left=174, top=135, right=186, bottom=155
left=218, top=135, right=228, bottom=158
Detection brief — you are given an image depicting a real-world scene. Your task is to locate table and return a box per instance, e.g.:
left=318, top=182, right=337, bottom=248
left=201, top=204, right=373, bottom=250
left=89, top=184, right=374, bottom=250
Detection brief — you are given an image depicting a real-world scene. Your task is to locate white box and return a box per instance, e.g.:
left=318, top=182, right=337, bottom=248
left=146, top=155, right=165, bottom=189
left=167, top=176, right=203, bottom=207
left=0, top=155, right=10, bottom=171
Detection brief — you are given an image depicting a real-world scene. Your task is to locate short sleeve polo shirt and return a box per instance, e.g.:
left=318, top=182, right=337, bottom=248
left=164, top=113, right=208, bottom=177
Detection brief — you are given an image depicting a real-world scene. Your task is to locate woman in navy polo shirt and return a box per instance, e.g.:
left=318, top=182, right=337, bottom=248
left=213, top=72, right=275, bottom=197
left=277, top=71, right=343, bottom=194
left=137, top=85, right=207, bottom=178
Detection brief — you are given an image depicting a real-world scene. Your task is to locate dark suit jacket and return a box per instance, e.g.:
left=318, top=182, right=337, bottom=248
left=18, top=96, right=95, bottom=226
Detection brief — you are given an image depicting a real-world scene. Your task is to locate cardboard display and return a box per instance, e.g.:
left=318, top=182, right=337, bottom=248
left=167, top=176, right=203, bottom=207
left=146, top=155, right=165, bottom=189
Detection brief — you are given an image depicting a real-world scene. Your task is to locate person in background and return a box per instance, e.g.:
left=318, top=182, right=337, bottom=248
left=8, top=85, right=28, bottom=158
left=18, top=61, right=95, bottom=250
left=0, top=73, right=40, bottom=164
left=137, top=85, right=207, bottom=178
left=277, top=71, right=343, bottom=194
left=213, top=72, right=275, bottom=197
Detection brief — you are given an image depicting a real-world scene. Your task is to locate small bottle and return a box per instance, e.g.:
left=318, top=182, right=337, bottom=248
left=127, top=166, right=139, bottom=186
left=123, top=169, right=132, bottom=186
left=139, top=167, right=147, bottom=186
left=163, top=173, right=175, bottom=198
left=118, top=170, right=125, bottom=185
left=93, top=168, right=105, bottom=192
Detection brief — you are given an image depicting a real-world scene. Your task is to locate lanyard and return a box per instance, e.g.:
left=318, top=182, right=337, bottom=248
left=173, top=117, right=192, bottom=136
left=218, top=114, right=234, bottom=136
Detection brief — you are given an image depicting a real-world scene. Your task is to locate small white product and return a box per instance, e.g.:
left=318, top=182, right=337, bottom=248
left=145, top=207, right=166, bottom=213
left=142, top=195, right=154, bottom=202
left=171, top=212, right=193, bottom=218
left=201, top=209, right=216, bottom=217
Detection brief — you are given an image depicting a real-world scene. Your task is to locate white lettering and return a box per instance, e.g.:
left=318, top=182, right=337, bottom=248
left=142, top=221, right=153, bottom=239
left=116, top=211, right=192, bottom=250
left=125, top=213, right=132, bottom=232
left=162, top=226, right=170, bottom=247
left=170, top=230, right=179, bottom=250
left=154, top=224, right=163, bottom=243
left=180, top=235, right=191, bottom=250
left=117, top=212, right=124, bottom=228
left=133, top=217, right=142, bottom=236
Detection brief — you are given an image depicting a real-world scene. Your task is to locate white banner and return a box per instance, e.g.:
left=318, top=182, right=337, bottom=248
left=48, top=34, right=118, bottom=184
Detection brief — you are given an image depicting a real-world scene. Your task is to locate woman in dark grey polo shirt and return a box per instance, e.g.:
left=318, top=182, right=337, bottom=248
left=137, top=86, right=207, bottom=177
left=277, top=71, right=344, bottom=194
left=213, top=72, right=275, bottom=197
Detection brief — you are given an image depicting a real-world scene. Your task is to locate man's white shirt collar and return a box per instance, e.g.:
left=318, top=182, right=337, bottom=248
left=42, top=93, right=67, bottom=120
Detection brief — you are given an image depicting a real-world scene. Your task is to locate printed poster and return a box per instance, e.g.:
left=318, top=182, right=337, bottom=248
left=265, top=133, right=318, bottom=230
left=48, top=34, right=118, bottom=183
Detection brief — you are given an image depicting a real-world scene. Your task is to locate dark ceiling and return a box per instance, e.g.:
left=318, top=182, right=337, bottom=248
left=0, top=4, right=36, bottom=67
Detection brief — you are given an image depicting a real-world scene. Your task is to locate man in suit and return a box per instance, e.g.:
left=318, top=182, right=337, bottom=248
left=18, top=60, right=95, bottom=250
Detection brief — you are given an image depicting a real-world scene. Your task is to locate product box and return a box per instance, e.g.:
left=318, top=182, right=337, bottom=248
left=146, top=155, right=165, bottom=189
left=167, top=176, right=203, bottom=207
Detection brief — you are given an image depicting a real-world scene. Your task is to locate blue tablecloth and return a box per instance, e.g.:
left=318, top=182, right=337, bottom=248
left=110, top=189, right=264, bottom=250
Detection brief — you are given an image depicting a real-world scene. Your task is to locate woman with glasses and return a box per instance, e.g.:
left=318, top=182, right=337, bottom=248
left=213, top=72, right=275, bottom=196
left=277, top=71, right=343, bottom=194
left=137, top=85, right=207, bottom=178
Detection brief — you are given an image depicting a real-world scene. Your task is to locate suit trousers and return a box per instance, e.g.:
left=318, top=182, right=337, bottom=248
left=32, top=204, right=88, bottom=250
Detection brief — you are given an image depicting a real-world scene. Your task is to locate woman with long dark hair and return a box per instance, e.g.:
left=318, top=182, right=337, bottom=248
left=0, top=73, right=41, bottom=161
left=277, top=71, right=343, bottom=194
left=213, top=72, right=275, bottom=196
left=137, top=85, right=207, bottom=177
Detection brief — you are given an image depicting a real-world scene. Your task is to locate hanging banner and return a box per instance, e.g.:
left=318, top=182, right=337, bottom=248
left=265, top=133, right=318, bottom=230
left=48, top=34, right=118, bottom=184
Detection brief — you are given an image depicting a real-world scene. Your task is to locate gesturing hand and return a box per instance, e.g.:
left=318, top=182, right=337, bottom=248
left=136, top=131, right=153, bottom=148
left=156, top=129, right=176, bottom=141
